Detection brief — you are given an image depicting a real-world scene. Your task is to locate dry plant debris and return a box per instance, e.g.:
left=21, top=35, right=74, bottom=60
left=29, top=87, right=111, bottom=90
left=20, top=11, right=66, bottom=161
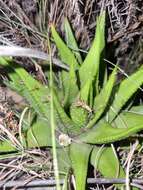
left=0, top=149, right=52, bottom=188
left=0, top=0, right=142, bottom=73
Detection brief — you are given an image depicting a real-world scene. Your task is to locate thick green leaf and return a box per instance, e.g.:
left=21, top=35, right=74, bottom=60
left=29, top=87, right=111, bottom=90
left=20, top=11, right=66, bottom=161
left=0, top=118, right=53, bottom=153
left=13, top=69, right=50, bottom=119
left=79, top=12, right=105, bottom=88
left=0, top=58, right=23, bottom=93
left=0, top=58, right=50, bottom=120
left=51, top=24, right=79, bottom=109
left=57, top=148, right=71, bottom=176
left=64, top=18, right=82, bottom=64
left=108, top=67, right=143, bottom=122
left=0, top=141, right=18, bottom=153
left=26, top=118, right=53, bottom=148
left=114, top=107, right=143, bottom=129
left=51, top=25, right=79, bottom=69
left=69, top=80, right=91, bottom=130
left=90, top=146, right=125, bottom=189
left=130, top=105, right=143, bottom=114
left=78, top=112, right=143, bottom=144
left=86, top=68, right=117, bottom=128
left=90, top=146, right=125, bottom=185
left=70, top=143, right=92, bottom=190
left=80, top=80, right=91, bottom=102
left=53, top=90, right=77, bottom=134
left=63, top=64, right=79, bottom=108
left=70, top=103, right=88, bottom=130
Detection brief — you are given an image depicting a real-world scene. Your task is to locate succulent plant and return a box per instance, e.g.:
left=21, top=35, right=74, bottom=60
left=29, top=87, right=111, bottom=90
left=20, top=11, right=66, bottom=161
left=0, top=11, right=143, bottom=189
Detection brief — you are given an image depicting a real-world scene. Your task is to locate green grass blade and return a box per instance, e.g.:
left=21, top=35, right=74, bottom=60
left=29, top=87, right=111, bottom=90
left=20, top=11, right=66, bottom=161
left=64, top=18, right=82, bottom=64
left=79, top=11, right=105, bottom=88
left=48, top=38, right=61, bottom=190
left=108, top=67, right=143, bottom=122
left=70, top=143, right=92, bottom=190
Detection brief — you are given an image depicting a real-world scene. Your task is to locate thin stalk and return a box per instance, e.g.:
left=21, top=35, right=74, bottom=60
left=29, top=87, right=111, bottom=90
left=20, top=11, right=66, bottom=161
left=48, top=37, right=61, bottom=190
left=19, top=107, right=29, bottom=147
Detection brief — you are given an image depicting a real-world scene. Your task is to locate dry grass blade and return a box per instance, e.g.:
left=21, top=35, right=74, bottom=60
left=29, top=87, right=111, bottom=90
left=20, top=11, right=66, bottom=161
left=0, top=124, right=23, bottom=150
left=0, top=45, right=69, bottom=70
left=18, top=107, right=29, bottom=146
left=125, top=140, right=139, bottom=190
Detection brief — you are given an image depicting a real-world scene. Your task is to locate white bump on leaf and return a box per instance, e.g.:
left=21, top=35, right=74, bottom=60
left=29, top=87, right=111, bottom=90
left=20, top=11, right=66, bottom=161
left=58, top=134, right=72, bottom=146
